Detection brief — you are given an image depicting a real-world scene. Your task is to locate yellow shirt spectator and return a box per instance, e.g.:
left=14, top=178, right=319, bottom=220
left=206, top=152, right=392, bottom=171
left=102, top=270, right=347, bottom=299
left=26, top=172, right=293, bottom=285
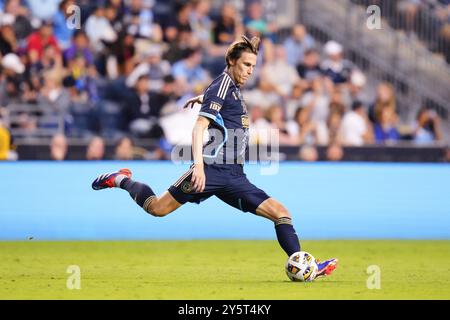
left=0, top=126, right=11, bottom=160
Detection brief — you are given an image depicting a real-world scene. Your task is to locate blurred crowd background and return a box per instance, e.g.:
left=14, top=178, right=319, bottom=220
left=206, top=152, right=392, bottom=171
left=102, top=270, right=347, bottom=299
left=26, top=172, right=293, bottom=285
left=0, top=0, right=449, bottom=161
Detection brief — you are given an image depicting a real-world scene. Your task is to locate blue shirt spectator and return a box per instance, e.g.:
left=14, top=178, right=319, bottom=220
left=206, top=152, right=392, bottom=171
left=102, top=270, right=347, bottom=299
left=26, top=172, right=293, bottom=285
left=283, top=24, right=315, bottom=66
left=374, top=123, right=400, bottom=143
left=26, top=0, right=61, bottom=20
left=52, top=0, right=75, bottom=50
left=172, top=48, right=209, bottom=94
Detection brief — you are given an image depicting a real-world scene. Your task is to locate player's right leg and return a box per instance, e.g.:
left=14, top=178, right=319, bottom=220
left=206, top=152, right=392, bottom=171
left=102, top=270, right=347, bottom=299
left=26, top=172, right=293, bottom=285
left=91, top=168, right=182, bottom=217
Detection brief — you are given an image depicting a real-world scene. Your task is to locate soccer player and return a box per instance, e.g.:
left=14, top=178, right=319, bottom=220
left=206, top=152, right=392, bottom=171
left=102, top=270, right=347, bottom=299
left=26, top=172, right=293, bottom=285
left=92, top=36, right=337, bottom=279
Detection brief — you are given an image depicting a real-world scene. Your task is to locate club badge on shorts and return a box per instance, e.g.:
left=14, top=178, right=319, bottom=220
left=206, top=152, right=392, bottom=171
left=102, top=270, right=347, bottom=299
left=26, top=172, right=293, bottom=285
left=181, top=180, right=193, bottom=193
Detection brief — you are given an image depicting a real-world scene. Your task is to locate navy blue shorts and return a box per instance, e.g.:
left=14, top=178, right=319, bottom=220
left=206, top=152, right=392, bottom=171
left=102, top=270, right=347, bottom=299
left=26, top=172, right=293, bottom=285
left=168, top=164, right=270, bottom=214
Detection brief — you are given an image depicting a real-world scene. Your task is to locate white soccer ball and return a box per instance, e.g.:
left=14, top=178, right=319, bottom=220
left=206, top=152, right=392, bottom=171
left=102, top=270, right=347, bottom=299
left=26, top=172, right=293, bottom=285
left=285, top=251, right=318, bottom=282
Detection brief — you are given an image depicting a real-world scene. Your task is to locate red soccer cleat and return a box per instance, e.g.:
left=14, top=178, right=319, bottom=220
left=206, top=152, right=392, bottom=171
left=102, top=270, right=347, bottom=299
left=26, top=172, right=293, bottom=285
left=91, top=168, right=132, bottom=190
left=315, top=258, right=339, bottom=279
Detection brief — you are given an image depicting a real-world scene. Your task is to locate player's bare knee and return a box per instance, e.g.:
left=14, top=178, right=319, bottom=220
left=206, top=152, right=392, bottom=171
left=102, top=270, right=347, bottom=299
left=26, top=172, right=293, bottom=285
left=273, top=203, right=291, bottom=219
left=280, top=208, right=291, bottom=219
left=147, top=205, right=169, bottom=217
left=148, top=208, right=168, bottom=217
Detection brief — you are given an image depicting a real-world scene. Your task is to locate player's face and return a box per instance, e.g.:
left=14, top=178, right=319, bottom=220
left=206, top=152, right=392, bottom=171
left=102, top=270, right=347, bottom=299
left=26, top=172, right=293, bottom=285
left=230, top=52, right=257, bottom=86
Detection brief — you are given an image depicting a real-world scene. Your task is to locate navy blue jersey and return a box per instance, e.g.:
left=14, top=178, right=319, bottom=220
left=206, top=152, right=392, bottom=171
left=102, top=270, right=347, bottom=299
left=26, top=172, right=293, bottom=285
left=198, top=71, right=250, bottom=164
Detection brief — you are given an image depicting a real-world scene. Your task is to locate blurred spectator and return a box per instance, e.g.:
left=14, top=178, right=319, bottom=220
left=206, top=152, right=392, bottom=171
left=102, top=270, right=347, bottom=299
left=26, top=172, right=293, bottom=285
left=260, top=45, right=301, bottom=99
left=243, top=0, right=277, bottom=38
left=299, top=76, right=330, bottom=124
left=342, top=69, right=368, bottom=107
left=338, top=101, right=374, bottom=146
left=63, top=74, right=95, bottom=137
left=440, top=22, right=450, bottom=64
left=321, top=40, right=353, bottom=84
left=283, top=24, right=315, bottom=66
left=67, top=54, right=99, bottom=102
left=27, top=0, right=60, bottom=21
left=369, top=82, right=397, bottom=124
left=38, top=69, right=70, bottom=113
left=285, top=81, right=306, bottom=121
left=298, top=144, right=318, bottom=162
left=172, top=46, right=210, bottom=95
left=162, top=1, right=193, bottom=43
left=84, top=5, right=118, bottom=53
left=114, top=136, right=134, bottom=160
left=126, top=44, right=171, bottom=92
left=123, top=0, right=162, bottom=41
left=126, top=74, right=165, bottom=139
left=264, top=105, right=295, bottom=145
left=213, top=3, right=243, bottom=46
left=396, top=0, right=421, bottom=37
left=64, top=30, right=94, bottom=67
left=52, top=0, right=76, bottom=50
left=50, top=133, right=68, bottom=160
left=327, top=111, right=343, bottom=145
left=189, top=0, right=213, bottom=45
left=114, top=135, right=149, bottom=160
left=30, top=40, right=62, bottom=73
left=1, top=51, right=24, bottom=74
left=296, top=48, right=322, bottom=81
left=373, top=106, right=401, bottom=144
left=3, top=0, right=33, bottom=41
left=286, top=105, right=328, bottom=146
left=244, top=78, right=282, bottom=112
left=0, top=120, right=11, bottom=160
left=27, top=19, right=60, bottom=61
left=86, top=136, right=106, bottom=160
left=0, top=13, right=17, bottom=55
left=148, top=74, right=179, bottom=116
left=326, top=143, right=344, bottom=161
left=108, top=29, right=136, bottom=77
left=163, top=27, right=196, bottom=64
left=0, top=52, right=25, bottom=106
left=329, top=88, right=347, bottom=115
left=413, top=107, right=443, bottom=144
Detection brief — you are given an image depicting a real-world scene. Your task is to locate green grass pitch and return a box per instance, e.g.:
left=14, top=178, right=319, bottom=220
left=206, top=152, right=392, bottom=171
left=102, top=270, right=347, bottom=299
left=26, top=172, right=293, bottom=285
left=0, top=240, right=449, bottom=300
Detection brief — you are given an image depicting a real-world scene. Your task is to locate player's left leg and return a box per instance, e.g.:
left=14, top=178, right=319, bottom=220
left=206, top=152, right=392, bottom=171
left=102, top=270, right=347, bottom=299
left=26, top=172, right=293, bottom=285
left=255, top=198, right=301, bottom=257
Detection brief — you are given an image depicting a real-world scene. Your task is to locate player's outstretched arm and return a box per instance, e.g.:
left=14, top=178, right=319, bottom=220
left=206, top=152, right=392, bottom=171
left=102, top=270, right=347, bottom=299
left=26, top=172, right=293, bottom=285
left=191, top=116, right=210, bottom=192
left=183, top=95, right=204, bottom=109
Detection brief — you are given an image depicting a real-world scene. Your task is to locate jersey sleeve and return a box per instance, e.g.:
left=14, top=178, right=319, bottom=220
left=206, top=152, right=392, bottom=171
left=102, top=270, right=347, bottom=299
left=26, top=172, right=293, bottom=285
left=198, top=74, right=231, bottom=121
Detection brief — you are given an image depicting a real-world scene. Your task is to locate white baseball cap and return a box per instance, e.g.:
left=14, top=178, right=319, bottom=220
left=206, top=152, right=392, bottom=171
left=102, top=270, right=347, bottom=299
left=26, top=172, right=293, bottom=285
left=0, top=13, right=15, bottom=26
left=351, top=70, right=367, bottom=87
left=324, top=40, right=343, bottom=56
left=1, top=53, right=25, bottom=74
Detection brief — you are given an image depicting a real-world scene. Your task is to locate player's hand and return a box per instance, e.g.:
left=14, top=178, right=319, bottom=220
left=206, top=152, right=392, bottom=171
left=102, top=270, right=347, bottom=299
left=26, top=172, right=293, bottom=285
left=183, top=95, right=204, bottom=109
left=191, top=164, right=206, bottom=193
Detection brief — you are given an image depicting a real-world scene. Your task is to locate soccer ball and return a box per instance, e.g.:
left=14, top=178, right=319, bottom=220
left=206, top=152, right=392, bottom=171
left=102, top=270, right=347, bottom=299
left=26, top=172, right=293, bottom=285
left=285, top=251, right=318, bottom=282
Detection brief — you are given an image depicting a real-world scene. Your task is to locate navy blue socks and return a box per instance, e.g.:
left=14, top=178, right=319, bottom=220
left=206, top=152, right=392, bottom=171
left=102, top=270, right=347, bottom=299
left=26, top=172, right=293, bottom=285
left=275, top=217, right=301, bottom=256
left=119, top=178, right=156, bottom=209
